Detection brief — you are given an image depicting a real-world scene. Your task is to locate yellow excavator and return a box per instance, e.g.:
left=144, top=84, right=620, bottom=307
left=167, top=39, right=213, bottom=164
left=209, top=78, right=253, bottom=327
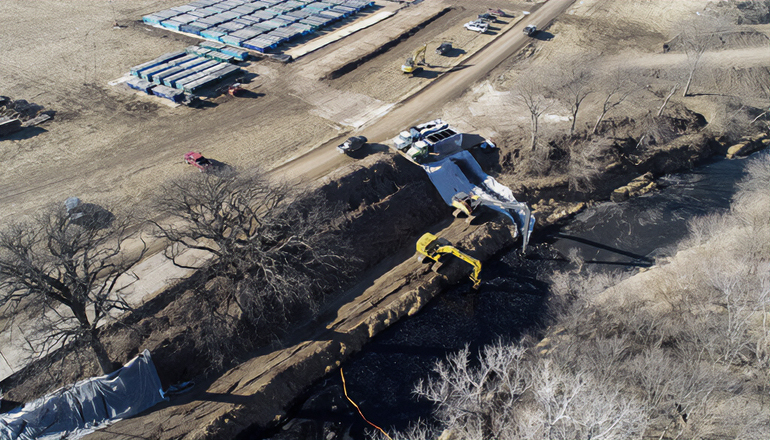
left=416, top=233, right=482, bottom=289
left=401, top=44, right=427, bottom=74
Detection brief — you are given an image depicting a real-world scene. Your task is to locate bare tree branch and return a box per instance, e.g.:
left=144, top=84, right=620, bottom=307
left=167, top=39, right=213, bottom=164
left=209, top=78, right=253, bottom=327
left=152, top=170, right=353, bottom=326
left=0, top=203, right=145, bottom=373
left=515, top=73, right=554, bottom=151
left=551, top=54, right=596, bottom=138
left=592, top=68, right=646, bottom=135
left=677, top=15, right=734, bottom=97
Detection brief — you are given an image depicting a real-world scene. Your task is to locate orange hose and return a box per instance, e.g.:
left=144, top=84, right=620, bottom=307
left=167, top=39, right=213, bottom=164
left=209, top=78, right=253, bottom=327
left=340, top=367, right=393, bottom=440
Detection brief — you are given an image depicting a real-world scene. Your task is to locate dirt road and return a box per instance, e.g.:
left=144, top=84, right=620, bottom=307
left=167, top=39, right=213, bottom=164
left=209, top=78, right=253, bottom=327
left=274, top=0, right=576, bottom=182
left=0, top=0, right=543, bottom=382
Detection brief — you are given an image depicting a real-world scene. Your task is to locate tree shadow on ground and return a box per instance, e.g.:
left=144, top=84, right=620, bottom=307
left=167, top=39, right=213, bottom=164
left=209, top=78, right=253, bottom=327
left=206, top=159, right=236, bottom=176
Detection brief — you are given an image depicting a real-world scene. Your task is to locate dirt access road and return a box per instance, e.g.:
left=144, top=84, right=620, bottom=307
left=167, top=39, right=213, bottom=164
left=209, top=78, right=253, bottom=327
left=0, top=0, right=544, bottom=377
left=276, top=0, right=575, bottom=182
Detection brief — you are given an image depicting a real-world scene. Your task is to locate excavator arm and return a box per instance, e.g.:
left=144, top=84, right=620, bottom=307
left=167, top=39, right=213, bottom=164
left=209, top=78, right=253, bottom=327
left=416, top=233, right=482, bottom=289
left=451, top=192, right=532, bottom=251
left=434, top=245, right=482, bottom=289
left=401, top=44, right=428, bottom=74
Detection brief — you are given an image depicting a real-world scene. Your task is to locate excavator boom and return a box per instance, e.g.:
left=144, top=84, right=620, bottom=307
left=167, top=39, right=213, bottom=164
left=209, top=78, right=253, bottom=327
left=416, top=233, right=482, bottom=288
left=401, top=44, right=427, bottom=74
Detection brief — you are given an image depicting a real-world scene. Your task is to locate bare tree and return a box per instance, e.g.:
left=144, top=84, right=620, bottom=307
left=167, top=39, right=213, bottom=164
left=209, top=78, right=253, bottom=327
left=151, top=170, right=286, bottom=275
left=515, top=74, right=554, bottom=151
left=591, top=68, right=644, bottom=135
left=415, top=343, right=531, bottom=440
left=151, top=170, right=351, bottom=322
left=414, top=340, right=648, bottom=440
left=0, top=203, right=145, bottom=374
left=657, top=84, right=678, bottom=117
left=552, top=55, right=595, bottom=138
left=638, top=113, right=679, bottom=149
left=678, top=15, right=733, bottom=97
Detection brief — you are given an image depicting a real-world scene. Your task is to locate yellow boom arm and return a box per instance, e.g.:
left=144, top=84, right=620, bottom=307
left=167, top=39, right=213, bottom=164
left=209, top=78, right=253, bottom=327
left=416, top=233, right=482, bottom=288
left=401, top=44, right=427, bottom=73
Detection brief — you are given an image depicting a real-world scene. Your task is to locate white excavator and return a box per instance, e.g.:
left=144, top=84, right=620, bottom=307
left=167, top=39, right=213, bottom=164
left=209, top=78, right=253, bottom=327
left=401, top=44, right=427, bottom=74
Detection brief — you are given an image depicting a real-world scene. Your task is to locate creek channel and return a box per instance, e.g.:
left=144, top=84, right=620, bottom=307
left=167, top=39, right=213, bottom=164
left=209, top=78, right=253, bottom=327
left=247, top=152, right=762, bottom=440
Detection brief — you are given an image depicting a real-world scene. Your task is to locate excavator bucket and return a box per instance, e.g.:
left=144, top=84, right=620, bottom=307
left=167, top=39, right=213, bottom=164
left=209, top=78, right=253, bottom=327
left=415, top=233, right=482, bottom=289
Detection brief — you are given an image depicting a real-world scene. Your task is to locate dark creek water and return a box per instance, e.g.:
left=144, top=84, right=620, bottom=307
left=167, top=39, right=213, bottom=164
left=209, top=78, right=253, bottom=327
left=249, top=153, right=759, bottom=440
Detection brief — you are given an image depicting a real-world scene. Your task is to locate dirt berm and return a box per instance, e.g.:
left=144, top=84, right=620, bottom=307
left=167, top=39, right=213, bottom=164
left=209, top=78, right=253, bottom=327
left=0, top=150, right=519, bottom=440
left=169, top=225, right=517, bottom=440
left=85, top=158, right=519, bottom=440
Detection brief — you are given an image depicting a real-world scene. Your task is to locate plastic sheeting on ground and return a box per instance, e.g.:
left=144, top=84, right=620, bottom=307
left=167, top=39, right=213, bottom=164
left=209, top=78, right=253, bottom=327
left=0, top=350, right=166, bottom=440
left=421, top=150, right=535, bottom=248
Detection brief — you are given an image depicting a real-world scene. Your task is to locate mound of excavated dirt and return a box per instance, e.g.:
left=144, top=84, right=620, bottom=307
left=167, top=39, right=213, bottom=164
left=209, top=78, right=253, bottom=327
left=321, top=153, right=451, bottom=262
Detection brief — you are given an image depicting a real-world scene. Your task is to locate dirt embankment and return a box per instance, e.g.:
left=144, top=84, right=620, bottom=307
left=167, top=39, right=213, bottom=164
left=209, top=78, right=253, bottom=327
left=3, top=0, right=770, bottom=437
left=0, top=154, right=448, bottom=403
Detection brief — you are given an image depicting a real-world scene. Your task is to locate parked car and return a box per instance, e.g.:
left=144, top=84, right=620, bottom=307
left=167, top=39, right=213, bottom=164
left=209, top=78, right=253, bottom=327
left=337, top=136, right=368, bottom=154
left=184, top=151, right=212, bottom=172
left=523, top=24, right=538, bottom=37
left=464, top=20, right=488, bottom=33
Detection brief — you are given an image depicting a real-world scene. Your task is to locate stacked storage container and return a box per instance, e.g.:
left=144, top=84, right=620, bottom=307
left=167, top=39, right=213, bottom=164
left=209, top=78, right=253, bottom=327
left=143, top=0, right=374, bottom=53
left=127, top=49, right=244, bottom=101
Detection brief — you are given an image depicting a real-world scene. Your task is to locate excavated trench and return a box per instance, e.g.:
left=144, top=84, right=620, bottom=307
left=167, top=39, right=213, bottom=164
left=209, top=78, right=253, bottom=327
left=323, top=7, right=453, bottom=80
left=252, top=150, right=766, bottom=440
left=0, top=153, right=453, bottom=408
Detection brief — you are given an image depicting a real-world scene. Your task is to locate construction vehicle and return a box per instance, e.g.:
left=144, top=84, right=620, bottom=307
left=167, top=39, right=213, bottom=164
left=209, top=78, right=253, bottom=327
left=337, top=135, right=367, bottom=154
left=416, top=233, right=482, bottom=289
left=523, top=25, right=538, bottom=37
left=227, top=83, right=243, bottom=96
left=393, top=119, right=447, bottom=151
left=393, top=119, right=457, bottom=152
left=401, top=44, right=427, bottom=74
left=451, top=192, right=482, bottom=220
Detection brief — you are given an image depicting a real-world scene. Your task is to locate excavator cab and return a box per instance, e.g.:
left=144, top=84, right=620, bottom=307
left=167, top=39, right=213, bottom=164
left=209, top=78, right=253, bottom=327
left=401, top=44, right=427, bottom=74
left=416, top=233, right=482, bottom=289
